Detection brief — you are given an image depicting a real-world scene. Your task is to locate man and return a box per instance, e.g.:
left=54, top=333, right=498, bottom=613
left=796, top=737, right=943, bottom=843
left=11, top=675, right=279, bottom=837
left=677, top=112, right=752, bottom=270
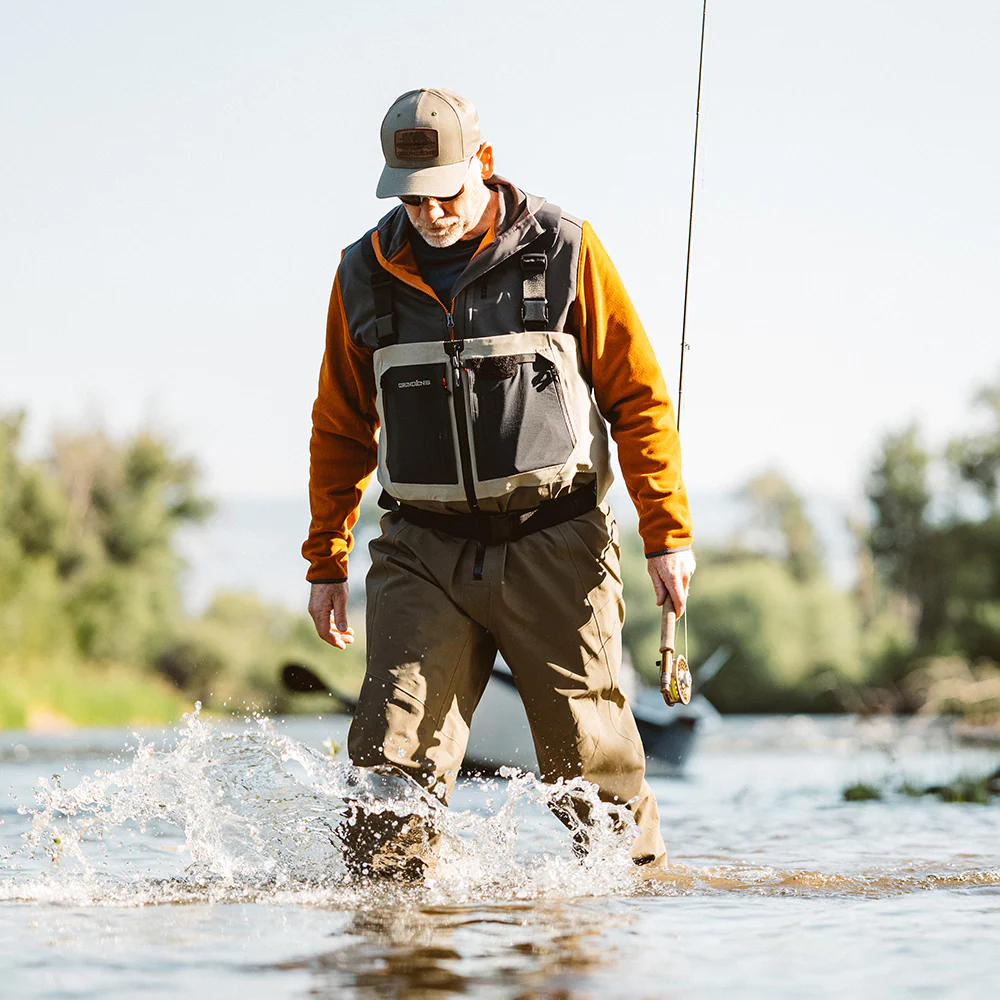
left=303, top=88, right=695, bottom=874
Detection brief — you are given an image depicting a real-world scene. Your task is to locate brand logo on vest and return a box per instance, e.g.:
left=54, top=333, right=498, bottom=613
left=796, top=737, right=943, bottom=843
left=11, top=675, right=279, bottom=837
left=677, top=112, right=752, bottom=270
left=394, top=128, right=439, bottom=161
left=397, top=378, right=432, bottom=389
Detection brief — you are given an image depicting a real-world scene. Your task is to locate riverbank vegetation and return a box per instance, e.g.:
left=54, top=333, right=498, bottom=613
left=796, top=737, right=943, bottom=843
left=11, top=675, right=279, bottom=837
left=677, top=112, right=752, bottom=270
left=623, top=373, right=1000, bottom=719
left=843, top=767, right=1000, bottom=804
left=0, top=413, right=363, bottom=728
left=2, top=371, right=998, bottom=728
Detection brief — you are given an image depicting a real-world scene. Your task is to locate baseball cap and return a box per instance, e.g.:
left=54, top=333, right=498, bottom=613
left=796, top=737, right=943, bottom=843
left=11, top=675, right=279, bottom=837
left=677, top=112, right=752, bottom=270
left=376, top=88, right=482, bottom=199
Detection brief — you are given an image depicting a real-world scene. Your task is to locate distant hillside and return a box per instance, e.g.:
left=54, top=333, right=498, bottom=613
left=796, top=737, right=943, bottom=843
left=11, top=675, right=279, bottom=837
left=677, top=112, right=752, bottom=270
left=177, top=486, right=858, bottom=614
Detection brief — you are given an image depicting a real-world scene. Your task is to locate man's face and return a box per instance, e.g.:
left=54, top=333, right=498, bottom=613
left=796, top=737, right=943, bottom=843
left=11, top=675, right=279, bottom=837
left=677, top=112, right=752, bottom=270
left=401, top=147, right=492, bottom=248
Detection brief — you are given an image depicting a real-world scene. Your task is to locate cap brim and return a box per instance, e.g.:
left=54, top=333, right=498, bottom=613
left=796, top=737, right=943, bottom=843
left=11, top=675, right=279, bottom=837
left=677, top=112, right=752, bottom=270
left=376, top=159, right=470, bottom=199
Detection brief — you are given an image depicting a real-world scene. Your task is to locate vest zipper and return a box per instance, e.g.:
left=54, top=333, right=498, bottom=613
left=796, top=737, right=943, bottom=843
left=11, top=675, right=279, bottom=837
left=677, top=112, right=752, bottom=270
left=445, top=312, right=480, bottom=512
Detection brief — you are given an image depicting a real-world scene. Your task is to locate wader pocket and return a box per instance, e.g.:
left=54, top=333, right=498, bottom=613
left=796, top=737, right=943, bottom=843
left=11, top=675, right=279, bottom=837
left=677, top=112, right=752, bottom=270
left=469, top=354, right=575, bottom=481
left=380, top=363, right=458, bottom=485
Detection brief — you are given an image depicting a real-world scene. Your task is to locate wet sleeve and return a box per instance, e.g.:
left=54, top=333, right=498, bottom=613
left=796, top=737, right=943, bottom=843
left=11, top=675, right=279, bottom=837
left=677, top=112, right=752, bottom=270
left=571, top=221, right=693, bottom=555
left=301, top=270, right=379, bottom=582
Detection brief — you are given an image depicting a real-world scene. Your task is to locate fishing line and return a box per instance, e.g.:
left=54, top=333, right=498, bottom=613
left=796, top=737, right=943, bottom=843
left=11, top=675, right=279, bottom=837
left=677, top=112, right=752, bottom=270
left=684, top=604, right=689, bottom=663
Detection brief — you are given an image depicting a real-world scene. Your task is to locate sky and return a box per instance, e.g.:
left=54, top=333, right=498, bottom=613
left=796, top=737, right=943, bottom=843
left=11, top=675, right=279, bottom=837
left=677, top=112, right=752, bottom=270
left=3, top=0, right=999, bottom=512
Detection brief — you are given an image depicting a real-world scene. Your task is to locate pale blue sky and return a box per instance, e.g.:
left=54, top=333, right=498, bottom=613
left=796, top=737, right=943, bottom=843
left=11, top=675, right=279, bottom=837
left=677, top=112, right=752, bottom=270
left=3, top=0, right=998, bottom=509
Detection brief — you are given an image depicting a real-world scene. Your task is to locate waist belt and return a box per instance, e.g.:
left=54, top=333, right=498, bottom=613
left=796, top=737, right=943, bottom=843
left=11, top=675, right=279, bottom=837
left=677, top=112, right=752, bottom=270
left=381, top=483, right=598, bottom=544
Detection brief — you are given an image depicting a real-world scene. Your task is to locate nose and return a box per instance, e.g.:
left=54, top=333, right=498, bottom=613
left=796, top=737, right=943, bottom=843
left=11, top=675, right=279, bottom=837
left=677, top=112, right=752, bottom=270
left=420, top=199, right=446, bottom=223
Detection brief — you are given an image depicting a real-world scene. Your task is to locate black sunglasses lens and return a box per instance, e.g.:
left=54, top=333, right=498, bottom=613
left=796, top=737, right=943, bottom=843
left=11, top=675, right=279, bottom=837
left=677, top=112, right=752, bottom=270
left=400, top=186, right=463, bottom=207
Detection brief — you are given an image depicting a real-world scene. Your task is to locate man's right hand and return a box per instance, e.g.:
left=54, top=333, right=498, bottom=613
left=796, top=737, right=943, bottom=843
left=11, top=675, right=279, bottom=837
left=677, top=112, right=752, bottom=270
left=308, top=582, right=355, bottom=650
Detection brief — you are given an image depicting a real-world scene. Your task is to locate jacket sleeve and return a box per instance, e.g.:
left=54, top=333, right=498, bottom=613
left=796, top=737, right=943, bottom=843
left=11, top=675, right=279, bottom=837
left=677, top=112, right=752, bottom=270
left=570, top=221, right=693, bottom=555
left=301, top=268, right=379, bottom=582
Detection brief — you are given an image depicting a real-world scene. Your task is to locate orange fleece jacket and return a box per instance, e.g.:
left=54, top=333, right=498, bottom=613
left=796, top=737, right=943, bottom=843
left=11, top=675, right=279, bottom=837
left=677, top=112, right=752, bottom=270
left=303, top=221, right=692, bottom=582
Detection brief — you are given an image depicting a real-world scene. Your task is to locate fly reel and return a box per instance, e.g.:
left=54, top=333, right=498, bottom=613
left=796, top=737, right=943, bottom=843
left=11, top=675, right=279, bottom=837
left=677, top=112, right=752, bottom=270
left=657, top=606, right=692, bottom=706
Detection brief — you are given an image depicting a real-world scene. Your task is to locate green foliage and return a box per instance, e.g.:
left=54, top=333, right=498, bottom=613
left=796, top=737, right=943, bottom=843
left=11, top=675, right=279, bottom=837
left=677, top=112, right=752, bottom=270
left=947, top=382, right=1000, bottom=508
left=621, top=470, right=905, bottom=712
left=1, top=416, right=214, bottom=670
left=867, top=425, right=931, bottom=598
left=672, top=555, right=869, bottom=713
left=0, top=655, right=188, bottom=729
left=155, top=590, right=365, bottom=713
left=0, top=411, right=362, bottom=728
left=842, top=769, right=1000, bottom=804
left=742, top=469, right=824, bottom=583
left=866, top=371, right=1000, bottom=675
left=843, top=782, right=883, bottom=802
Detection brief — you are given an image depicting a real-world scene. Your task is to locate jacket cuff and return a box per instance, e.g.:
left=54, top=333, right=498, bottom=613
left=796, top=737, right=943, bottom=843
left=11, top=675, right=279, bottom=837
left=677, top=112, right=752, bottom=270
left=308, top=576, right=348, bottom=584
left=645, top=545, right=693, bottom=558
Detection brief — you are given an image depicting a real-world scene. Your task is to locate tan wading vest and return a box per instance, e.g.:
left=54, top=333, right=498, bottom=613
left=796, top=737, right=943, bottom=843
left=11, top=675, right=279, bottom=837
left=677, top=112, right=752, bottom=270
left=342, top=184, right=612, bottom=515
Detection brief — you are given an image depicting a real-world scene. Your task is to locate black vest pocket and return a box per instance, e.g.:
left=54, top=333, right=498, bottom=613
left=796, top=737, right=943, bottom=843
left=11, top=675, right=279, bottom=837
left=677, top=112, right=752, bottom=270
left=380, top=363, right=458, bottom=485
left=469, top=354, right=576, bottom=481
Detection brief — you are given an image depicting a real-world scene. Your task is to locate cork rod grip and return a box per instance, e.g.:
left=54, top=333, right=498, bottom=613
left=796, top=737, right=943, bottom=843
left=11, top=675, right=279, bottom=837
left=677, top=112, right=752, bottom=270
left=660, top=604, right=677, bottom=657
left=659, top=603, right=676, bottom=694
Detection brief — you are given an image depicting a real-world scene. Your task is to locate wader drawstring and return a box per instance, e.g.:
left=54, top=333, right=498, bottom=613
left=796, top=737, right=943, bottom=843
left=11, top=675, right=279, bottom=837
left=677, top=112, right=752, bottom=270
left=660, top=0, right=708, bottom=707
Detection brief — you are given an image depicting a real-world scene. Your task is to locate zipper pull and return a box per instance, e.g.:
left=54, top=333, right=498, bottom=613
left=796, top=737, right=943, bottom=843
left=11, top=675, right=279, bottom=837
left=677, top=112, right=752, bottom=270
left=446, top=311, right=455, bottom=338
left=444, top=335, right=463, bottom=375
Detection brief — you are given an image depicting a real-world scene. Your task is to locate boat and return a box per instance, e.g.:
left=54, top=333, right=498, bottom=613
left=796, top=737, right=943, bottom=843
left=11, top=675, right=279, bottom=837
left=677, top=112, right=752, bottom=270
left=281, top=647, right=728, bottom=777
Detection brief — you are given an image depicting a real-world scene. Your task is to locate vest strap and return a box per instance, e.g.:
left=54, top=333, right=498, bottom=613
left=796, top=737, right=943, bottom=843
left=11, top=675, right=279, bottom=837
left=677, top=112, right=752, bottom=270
left=520, top=252, right=548, bottom=330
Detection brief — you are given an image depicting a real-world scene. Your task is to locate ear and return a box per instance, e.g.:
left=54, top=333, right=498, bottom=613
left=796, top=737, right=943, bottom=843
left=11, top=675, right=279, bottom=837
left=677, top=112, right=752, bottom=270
left=477, top=143, right=495, bottom=180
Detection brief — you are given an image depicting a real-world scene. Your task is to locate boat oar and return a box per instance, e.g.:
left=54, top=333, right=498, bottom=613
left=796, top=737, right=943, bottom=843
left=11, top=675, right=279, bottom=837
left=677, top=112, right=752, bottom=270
left=280, top=662, right=359, bottom=711
left=691, top=644, right=732, bottom=696
left=658, top=604, right=692, bottom=706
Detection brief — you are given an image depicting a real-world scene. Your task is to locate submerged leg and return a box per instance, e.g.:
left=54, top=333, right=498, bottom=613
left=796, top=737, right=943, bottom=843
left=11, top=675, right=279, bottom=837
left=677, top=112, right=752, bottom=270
left=342, top=515, right=495, bottom=878
left=495, top=506, right=667, bottom=865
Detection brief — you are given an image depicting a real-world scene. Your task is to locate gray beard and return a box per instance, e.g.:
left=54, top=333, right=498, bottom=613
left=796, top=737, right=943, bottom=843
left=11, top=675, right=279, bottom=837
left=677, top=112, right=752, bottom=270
left=410, top=187, right=493, bottom=248
left=412, top=220, right=464, bottom=248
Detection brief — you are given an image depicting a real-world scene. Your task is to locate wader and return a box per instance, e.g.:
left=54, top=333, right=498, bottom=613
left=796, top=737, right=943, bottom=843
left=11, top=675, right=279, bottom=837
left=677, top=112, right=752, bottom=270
left=339, top=185, right=666, bottom=873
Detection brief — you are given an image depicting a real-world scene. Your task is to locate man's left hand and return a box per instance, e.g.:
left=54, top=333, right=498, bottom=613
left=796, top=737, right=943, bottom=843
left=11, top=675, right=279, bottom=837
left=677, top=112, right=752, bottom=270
left=646, top=549, right=696, bottom=617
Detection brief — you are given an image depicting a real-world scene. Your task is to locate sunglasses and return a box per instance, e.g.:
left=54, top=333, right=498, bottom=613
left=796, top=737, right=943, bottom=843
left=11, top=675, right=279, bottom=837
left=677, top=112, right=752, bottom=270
left=399, top=185, right=465, bottom=207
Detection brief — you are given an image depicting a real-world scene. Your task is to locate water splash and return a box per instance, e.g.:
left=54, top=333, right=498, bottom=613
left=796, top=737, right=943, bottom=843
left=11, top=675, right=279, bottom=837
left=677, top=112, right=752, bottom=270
left=4, top=711, right=999, bottom=909
left=5, top=709, right=638, bottom=907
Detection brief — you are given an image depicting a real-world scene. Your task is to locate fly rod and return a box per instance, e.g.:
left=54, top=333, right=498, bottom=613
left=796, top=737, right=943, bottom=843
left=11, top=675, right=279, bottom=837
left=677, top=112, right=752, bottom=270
left=660, top=0, right=708, bottom=707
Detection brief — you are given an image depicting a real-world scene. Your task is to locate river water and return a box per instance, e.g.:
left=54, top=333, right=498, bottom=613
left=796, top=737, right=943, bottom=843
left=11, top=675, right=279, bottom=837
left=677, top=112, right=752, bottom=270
left=1, top=711, right=998, bottom=999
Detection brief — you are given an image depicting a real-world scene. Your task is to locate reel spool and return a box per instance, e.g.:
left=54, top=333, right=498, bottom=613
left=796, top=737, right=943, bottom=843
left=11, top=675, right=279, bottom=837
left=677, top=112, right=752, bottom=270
left=658, top=606, right=692, bottom=706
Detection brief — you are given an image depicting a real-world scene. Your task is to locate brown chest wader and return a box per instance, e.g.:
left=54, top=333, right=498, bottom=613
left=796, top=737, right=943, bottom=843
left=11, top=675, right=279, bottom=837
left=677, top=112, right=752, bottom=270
left=340, top=232, right=666, bottom=879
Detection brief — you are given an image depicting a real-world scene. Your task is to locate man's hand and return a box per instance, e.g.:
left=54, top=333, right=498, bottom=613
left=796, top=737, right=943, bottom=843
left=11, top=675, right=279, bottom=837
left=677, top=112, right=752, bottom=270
left=646, top=549, right=696, bottom=617
left=308, top=582, right=355, bottom=650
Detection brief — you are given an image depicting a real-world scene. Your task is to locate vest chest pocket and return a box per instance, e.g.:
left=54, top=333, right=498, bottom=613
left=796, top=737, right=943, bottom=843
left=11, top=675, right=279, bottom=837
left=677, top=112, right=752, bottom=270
left=379, top=363, right=458, bottom=485
left=468, top=354, right=576, bottom=481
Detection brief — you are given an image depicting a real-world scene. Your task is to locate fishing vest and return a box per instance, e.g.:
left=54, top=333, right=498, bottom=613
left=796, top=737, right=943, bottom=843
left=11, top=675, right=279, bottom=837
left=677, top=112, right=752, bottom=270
left=339, top=185, right=613, bottom=515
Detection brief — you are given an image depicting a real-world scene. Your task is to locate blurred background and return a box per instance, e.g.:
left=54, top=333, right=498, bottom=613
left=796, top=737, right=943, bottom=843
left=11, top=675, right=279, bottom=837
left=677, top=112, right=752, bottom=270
left=2, top=0, right=998, bottom=731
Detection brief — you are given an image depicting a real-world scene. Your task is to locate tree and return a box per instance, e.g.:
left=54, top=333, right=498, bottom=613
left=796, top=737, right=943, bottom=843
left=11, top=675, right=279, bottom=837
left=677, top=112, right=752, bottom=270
left=866, top=425, right=931, bottom=600
left=865, top=375, right=1000, bottom=666
left=948, top=378, right=1000, bottom=510
left=0, top=414, right=214, bottom=665
left=742, top=469, right=823, bottom=582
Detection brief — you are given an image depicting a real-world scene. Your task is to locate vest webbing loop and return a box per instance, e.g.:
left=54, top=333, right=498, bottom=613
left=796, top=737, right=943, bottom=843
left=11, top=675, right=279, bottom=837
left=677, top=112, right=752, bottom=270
left=520, top=252, right=548, bottom=330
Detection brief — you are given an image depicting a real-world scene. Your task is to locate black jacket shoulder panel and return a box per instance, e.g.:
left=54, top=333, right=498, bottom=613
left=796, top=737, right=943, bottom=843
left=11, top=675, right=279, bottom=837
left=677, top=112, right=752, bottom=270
left=337, top=227, right=381, bottom=348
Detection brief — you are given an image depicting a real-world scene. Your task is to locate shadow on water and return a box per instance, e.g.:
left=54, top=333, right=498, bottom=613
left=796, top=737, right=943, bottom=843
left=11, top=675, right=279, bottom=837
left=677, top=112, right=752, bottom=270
left=265, top=900, right=622, bottom=999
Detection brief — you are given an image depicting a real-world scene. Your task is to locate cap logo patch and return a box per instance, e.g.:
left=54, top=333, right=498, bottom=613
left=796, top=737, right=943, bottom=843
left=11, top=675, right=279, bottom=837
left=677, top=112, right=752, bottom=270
left=394, top=128, right=439, bottom=160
